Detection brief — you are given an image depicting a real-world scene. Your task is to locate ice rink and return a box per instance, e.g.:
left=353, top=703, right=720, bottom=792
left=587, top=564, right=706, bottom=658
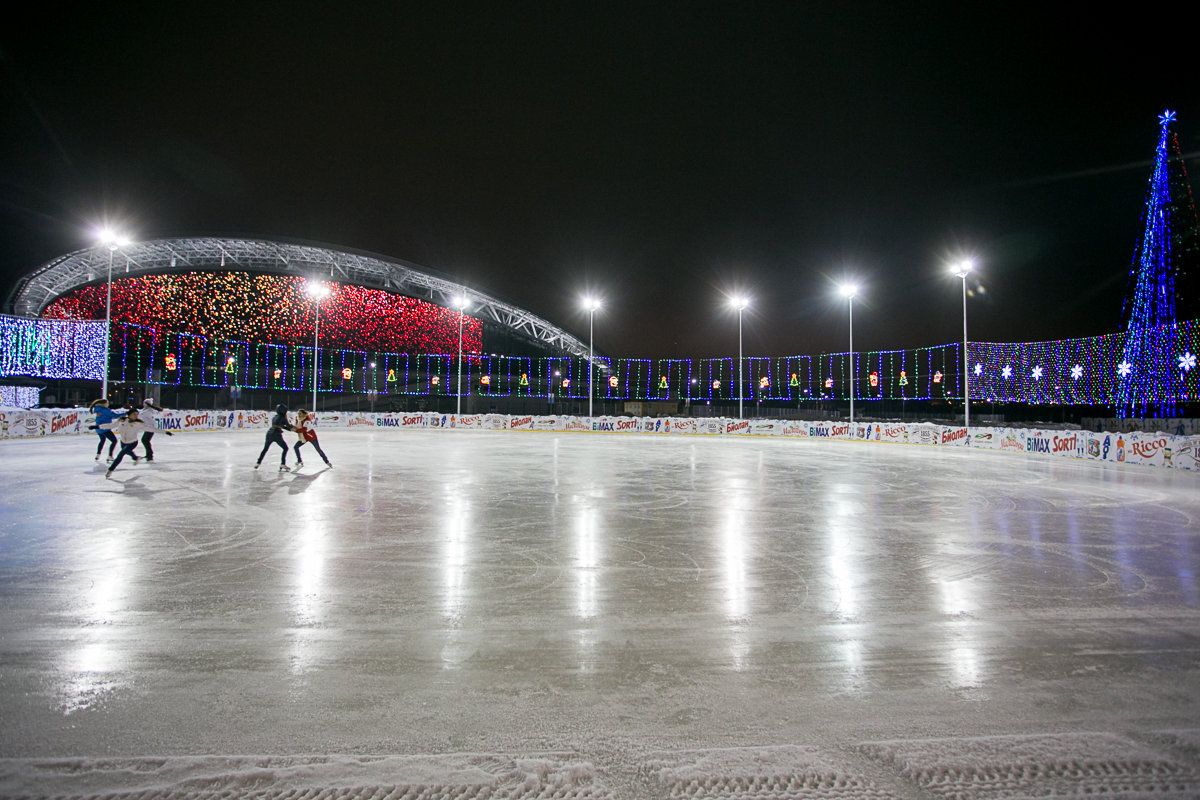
left=2, top=428, right=1200, bottom=798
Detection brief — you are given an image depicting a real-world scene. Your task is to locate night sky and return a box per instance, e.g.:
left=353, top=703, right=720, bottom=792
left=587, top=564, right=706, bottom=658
left=1, top=4, right=1196, bottom=358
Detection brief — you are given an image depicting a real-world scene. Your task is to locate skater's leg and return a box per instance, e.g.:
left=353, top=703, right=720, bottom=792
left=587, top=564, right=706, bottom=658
left=293, top=441, right=305, bottom=463
left=95, top=434, right=105, bottom=457
left=108, top=442, right=137, bottom=472
left=106, top=431, right=118, bottom=458
left=276, top=439, right=289, bottom=465
left=142, top=431, right=155, bottom=460
left=311, top=439, right=330, bottom=465
left=256, top=438, right=274, bottom=465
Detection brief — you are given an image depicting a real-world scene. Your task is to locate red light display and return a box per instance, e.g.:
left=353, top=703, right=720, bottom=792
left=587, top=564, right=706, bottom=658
left=42, top=272, right=483, bottom=354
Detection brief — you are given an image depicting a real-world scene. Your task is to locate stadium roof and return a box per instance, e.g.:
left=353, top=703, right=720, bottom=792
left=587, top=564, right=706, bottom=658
left=7, top=236, right=591, bottom=357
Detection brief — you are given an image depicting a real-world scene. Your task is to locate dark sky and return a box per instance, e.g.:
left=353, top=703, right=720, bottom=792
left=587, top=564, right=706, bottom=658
left=1, top=3, right=1196, bottom=357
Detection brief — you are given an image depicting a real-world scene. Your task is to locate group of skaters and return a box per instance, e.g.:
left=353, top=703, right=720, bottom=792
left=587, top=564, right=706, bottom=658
left=256, top=404, right=333, bottom=471
left=88, top=399, right=332, bottom=477
left=88, top=397, right=170, bottom=478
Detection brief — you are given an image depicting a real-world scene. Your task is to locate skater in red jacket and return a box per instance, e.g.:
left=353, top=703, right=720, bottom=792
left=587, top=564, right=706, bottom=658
left=293, top=409, right=332, bottom=468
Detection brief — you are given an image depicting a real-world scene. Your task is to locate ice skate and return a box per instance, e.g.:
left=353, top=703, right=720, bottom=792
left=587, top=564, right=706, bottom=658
left=254, top=462, right=261, bottom=470
left=104, top=470, right=113, bottom=479
left=296, top=460, right=305, bottom=468
left=279, top=463, right=290, bottom=472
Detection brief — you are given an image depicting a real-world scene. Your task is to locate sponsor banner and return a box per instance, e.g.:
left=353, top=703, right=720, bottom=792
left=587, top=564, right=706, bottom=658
left=1128, top=431, right=1171, bottom=467
left=807, top=422, right=850, bottom=439
left=909, top=424, right=939, bottom=446
left=640, top=417, right=670, bottom=433
left=780, top=421, right=809, bottom=437
left=852, top=423, right=873, bottom=441
left=695, top=418, right=723, bottom=435
left=969, top=428, right=999, bottom=450
left=999, top=428, right=1026, bottom=452
left=725, top=418, right=751, bottom=435
left=508, top=415, right=535, bottom=430
left=0, top=408, right=46, bottom=437
left=343, top=413, right=375, bottom=429
left=560, top=416, right=591, bottom=432
left=939, top=426, right=970, bottom=447
left=880, top=423, right=908, bottom=444
left=669, top=417, right=698, bottom=435
left=481, top=414, right=508, bottom=430
left=1172, top=436, right=1200, bottom=471
left=750, top=419, right=782, bottom=436
left=533, top=416, right=561, bottom=430
left=590, top=415, right=619, bottom=432
left=453, top=414, right=483, bottom=429
left=46, top=409, right=83, bottom=436
left=240, top=410, right=271, bottom=428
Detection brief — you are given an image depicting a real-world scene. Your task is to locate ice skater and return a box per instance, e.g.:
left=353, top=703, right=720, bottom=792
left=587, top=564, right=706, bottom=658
left=292, top=409, right=332, bottom=468
left=255, top=403, right=294, bottom=471
left=136, top=398, right=172, bottom=461
left=100, top=409, right=149, bottom=478
left=88, top=398, right=124, bottom=462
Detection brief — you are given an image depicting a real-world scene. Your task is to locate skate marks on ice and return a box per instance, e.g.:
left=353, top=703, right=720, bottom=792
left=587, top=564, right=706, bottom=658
left=637, top=746, right=902, bottom=799
left=858, top=731, right=1200, bottom=798
left=0, top=753, right=607, bottom=800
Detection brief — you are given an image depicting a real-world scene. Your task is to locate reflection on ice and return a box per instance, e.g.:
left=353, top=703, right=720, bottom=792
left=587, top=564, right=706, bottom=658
left=575, top=507, right=598, bottom=619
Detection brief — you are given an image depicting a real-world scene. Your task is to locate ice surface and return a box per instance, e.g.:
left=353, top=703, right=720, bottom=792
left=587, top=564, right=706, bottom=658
left=1, top=429, right=1199, bottom=796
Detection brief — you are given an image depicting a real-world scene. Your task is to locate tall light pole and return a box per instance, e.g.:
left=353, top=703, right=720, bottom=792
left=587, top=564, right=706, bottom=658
left=729, top=296, right=749, bottom=419
left=583, top=297, right=601, bottom=419
left=951, top=260, right=973, bottom=429
left=453, top=294, right=468, bottom=418
left=306, top=281, right=331, bottom=412
left=96, top=228, right=131, bottom=400
left=838, top=284, right=859, bottom=426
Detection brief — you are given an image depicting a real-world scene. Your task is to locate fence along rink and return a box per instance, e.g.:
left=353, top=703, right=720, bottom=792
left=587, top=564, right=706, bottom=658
left=1, top=407, right=1197, bottom=472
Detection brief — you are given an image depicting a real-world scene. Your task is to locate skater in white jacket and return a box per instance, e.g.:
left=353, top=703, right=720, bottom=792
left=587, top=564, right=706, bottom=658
left=100, top=410, right=150, bottom=478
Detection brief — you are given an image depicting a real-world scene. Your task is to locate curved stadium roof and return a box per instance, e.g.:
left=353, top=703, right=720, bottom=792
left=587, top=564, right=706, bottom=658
left=7, top=237, right=590, bottom=357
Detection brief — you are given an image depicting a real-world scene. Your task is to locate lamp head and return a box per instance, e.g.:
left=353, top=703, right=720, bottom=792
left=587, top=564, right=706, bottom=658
left=452, top=294, right=468, bottom=310
left=951, top=259, right=973, bottom=279
left=97, top=228, right=132, bottom=250
left=838, top=283, right=858, bottom=299
left=306, top=281, right=331, bottom=299
left=730, top=295, right=749, bottom=311
left=582, top=297, right=601, bottom=312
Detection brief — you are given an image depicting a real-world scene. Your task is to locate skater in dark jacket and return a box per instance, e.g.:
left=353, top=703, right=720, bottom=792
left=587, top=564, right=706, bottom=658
left=88, top=398, right=124, bottom=462
left=255, top=403, right=294, bottom=471
left=292, top=409, right=332, bottom=468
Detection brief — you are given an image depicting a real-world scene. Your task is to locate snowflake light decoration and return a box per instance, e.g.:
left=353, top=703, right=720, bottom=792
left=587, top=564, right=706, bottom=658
left=1180, top=351, right=1197, bottom=372
left=973, top=363, right=982, bottom=376
left=1001, top=365, right=1013, bottom=379
left=1117, top=361, right=1132, bottom=378
left=1031, top=366, right=1043, bottom=380
left=1070, top=364, right=1084, bottom=380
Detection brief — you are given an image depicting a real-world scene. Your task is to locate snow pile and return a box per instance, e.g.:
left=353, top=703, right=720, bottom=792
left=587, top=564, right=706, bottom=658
left=859, top=732, right=1200, bottom=798
left=0, top=753, right=606, bottom=800
left=640, top=746, right=894, bottom=799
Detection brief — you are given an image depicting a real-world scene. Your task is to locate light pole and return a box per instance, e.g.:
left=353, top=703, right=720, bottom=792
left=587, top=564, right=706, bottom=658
left=96, top=228, right=131, bottom=400
left=583, top=297, right=601, bottom=419
left=839, top=284, right=859, bottom=427
left=453, top=294, right=468, bottom=418
left=951, top=260, right=973, bottom=429
left=306, top=281, right=331, bottom=412
left=729, top=296, right=749, bottom=419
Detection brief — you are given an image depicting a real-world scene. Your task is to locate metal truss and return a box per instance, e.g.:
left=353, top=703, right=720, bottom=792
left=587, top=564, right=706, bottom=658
left=6, top=237, right=591, bottom=357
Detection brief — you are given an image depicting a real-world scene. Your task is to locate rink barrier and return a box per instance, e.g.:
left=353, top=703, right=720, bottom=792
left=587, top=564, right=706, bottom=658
left=2, top=406, right=1197, bottom=472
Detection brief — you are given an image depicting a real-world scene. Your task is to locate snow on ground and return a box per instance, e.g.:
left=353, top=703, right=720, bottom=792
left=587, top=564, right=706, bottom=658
left=1, top=429, right=1199, bottom=797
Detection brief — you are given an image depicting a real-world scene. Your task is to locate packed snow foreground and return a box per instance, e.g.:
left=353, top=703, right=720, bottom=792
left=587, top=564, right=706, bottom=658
left=1, top=421, right=1199, bottom=798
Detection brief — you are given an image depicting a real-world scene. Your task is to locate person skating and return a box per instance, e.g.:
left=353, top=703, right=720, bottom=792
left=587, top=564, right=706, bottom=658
left=292, top=409, right=332, bottom=468
left=255, top=403, right=294, bottom=471
left=100, top=410, right=149, bottom=478
left=88, top=398, right=124, bottom=462
left=136, top=398, right=173, bottom=461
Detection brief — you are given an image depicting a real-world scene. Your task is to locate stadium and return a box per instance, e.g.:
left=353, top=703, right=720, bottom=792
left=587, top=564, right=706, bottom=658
left=4, top=236, right=598, bottom=413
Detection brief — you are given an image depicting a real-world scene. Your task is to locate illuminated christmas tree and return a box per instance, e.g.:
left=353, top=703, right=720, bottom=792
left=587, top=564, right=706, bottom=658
left=1115, top=110, right=1197, bottom=418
